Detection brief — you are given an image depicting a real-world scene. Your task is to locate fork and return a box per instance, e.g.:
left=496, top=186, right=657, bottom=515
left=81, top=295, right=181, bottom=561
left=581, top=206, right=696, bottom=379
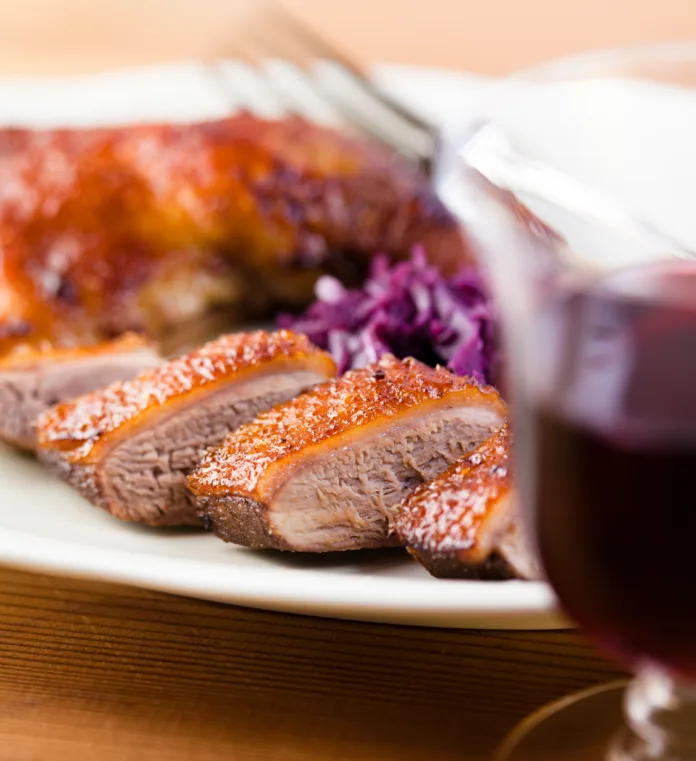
left=205, top=0, right=439, bottom=174
left=209, top=1, right=694, bottom=260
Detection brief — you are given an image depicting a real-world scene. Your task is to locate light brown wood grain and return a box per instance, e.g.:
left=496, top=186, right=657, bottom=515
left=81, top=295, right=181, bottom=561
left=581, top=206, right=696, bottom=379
left=0, top=567, right=623, bottom=761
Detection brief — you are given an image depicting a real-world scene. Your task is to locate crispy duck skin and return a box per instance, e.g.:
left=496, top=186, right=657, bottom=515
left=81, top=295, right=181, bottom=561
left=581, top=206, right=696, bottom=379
left=0, top=332, right=155, bottom=370
left=189, top=355, right=507, bottom=552
left=0, top=114, right=471, bottom=357
left=394, top=425, right=541, bottom=580
left=0, top=333, right=161, bottom=450
left=36, top=330, right=336, bottom=526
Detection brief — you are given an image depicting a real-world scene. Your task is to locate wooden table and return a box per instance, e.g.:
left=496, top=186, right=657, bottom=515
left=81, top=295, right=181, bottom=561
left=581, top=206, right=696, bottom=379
left=0, top=567, right=623, bottom=760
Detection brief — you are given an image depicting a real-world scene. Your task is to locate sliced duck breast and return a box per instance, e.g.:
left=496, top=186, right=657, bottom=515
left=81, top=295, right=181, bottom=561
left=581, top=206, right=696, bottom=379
left=37, top=330, right=335, bottom=526
left=190, top=355, right=507, bottom=551
left=0, top=334, right=160, bottom=449
left=395, top=425, right=540, bottom=579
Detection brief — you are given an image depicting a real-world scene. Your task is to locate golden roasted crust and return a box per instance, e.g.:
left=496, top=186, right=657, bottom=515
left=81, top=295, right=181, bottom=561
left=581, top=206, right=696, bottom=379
left=0, top=332, right=156, bottom=370
left=0, top=332, right=160, bottom=451
left=394, top=424, right=512, bottom=569
left=0, top=115, right=471, bottom=357
left=188, top=355, right=506, bottom=501
left=37, top=330, right=335, bottom=462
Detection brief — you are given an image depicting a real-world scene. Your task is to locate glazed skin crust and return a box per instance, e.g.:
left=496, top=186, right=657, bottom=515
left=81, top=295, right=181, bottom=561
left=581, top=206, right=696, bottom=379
left=37, top=330, right=336, bottom=462
left=189, top=355, right=506, bottom=512
left=0, top=115, right=470, bottom=356
left=0, top=332, right=160, bottom=449
left=394, top=424, right=516, bottom=578
left=0, top=332, right=156, bottom=370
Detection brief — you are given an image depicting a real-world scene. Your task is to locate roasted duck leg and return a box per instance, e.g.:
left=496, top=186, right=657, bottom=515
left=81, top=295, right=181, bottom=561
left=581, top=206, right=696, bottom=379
left=0, top=115, right=470, bottom=356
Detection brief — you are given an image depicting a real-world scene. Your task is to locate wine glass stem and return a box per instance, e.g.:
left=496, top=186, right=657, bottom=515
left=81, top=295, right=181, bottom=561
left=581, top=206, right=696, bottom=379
left=610, top=667, right=696, bottom=760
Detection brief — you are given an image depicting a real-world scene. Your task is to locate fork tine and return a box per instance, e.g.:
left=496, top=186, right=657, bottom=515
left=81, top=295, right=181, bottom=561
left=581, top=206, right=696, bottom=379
left=312, top=61, right=436, bottom=166
left=209, top=18, right=341, bottom=125
left=212, top=31, right=297, bottom=118
left=209, top=60, right=287, bottom=119
left=262, top=60, right=345, bottom=126
left=249, top=8, right=436, bottom=168
left=211, top=0, right=437, bottom=171
left=269, top=1, right=438, bottom=135
left=239, top=23, right=348, bottom=126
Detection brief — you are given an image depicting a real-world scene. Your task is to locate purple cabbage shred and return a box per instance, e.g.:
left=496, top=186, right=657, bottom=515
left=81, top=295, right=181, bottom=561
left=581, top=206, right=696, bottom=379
left=278, top=247, right=499, bottom=384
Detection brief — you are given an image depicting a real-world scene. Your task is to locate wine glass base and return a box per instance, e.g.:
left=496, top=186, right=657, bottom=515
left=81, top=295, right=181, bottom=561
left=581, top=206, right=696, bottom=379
left=495, top=680, right=629, bottom=761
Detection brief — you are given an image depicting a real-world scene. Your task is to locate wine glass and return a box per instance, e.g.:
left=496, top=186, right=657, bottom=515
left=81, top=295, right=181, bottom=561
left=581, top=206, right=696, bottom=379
left=437, top=43, right=696, bottom=760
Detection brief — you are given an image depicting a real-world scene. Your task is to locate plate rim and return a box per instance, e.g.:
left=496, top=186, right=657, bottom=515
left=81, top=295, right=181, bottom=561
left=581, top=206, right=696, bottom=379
left=0, top=524, right=565, bottom=629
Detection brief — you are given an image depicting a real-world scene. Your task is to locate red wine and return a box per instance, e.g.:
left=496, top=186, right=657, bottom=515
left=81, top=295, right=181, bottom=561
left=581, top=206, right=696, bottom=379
left=525, top=262, right=696, bottom=677
left=535, top=412, right=696, bottom=676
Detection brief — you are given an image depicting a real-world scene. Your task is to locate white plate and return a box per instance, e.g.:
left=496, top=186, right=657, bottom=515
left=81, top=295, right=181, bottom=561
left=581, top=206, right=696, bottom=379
left=0, top=63, right=562, bottom=629
left=0, top=444, right=559, bottom=629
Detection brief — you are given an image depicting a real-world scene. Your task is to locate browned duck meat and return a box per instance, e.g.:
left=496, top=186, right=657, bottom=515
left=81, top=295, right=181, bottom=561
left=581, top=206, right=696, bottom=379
left=0, top=334, right=161, bottom=450
left=189, top=355, right=507, bottom=552
left=394, top=425, right=540, bottom=579
left=0, top=114, right=471, bottom=359
left=37, top=330, right=336, bottom=527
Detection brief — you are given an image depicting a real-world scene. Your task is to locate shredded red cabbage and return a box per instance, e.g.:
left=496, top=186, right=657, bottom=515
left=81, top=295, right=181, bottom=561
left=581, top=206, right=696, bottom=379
left=278, top=248, right=499, bottom=384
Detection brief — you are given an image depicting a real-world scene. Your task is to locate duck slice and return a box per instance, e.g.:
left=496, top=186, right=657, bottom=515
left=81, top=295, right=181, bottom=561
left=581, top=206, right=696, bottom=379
left=394, top=425, right=540, bottom=579
left=37, top=330, right=335, bottom=527
left=189, top=355, right=507, bottom=552
left=0, top=334, right=161, bottom=450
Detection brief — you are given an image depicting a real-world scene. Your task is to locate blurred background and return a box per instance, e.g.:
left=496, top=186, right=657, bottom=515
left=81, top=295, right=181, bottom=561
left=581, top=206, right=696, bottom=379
left=0, top=0, right=693, bottom=76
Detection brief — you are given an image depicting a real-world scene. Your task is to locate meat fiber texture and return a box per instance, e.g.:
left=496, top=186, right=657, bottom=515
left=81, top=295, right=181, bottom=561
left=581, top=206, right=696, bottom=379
left=394, top=425, right=540, bottom=580
left=190, top=354, right=507, bottom=551
left=0, top=333, right=160, bottom=449
left=37, top=330, right=336, bottom=526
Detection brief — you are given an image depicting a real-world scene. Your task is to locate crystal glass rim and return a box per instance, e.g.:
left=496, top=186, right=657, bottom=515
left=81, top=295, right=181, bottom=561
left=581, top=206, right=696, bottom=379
left=434, top=40, right=696, bottom=276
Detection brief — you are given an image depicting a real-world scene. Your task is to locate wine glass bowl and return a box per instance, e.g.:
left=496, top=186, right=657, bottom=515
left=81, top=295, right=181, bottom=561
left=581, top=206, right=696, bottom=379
left=437, top=43, right=696, bottom=760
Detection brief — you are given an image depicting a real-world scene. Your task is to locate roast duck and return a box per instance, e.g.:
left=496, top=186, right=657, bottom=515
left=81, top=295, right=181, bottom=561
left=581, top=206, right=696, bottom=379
left=38, top=340, right=539, bottom=579
left=1, top=113, right=539, bottom=579
left=0, top=113, right=470, bottom=445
